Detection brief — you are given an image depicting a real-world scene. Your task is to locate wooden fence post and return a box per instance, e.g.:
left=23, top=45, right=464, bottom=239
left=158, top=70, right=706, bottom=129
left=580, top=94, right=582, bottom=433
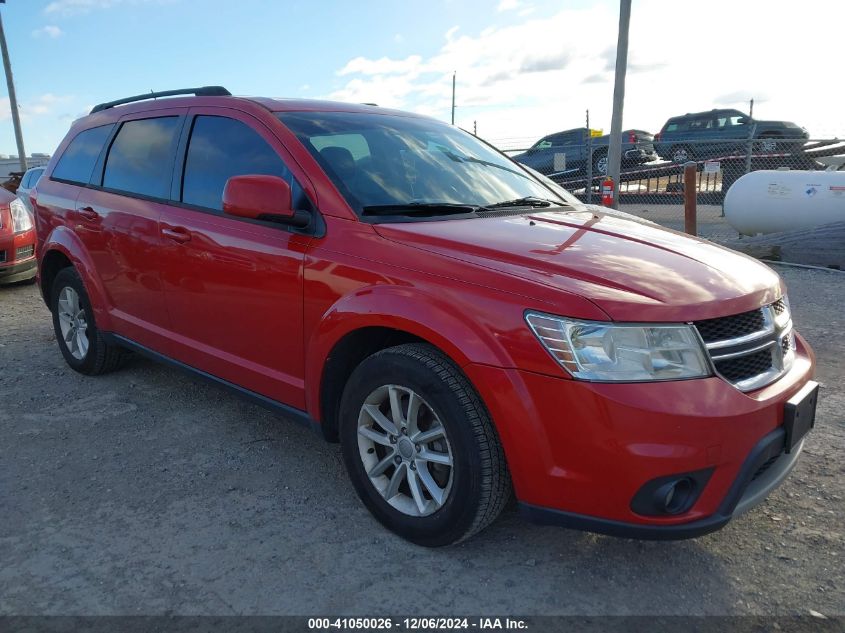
left=684, top=161, right=697, bottom=236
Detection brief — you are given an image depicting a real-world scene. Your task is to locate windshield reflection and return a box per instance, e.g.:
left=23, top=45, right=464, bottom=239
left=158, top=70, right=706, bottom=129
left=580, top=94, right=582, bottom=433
left=277, top=111, right=566, bottom=215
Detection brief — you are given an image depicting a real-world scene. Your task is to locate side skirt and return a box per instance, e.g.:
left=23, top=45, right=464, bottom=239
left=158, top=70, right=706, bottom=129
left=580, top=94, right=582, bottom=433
left=102, top=332, right=322, bottom=436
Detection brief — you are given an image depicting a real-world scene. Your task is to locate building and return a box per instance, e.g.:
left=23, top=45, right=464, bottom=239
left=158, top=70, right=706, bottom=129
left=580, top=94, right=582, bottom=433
left=0, top=154, right=51, bottom=179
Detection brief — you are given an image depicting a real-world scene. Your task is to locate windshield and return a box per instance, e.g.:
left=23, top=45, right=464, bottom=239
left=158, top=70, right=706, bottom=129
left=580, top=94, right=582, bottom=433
left=277, top=111, right=566, bottom=216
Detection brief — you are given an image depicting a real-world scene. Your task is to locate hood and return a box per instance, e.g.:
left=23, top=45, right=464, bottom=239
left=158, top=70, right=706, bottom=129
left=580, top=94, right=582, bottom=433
left=755, top=120, right=808, bottom=135
left=373, top=208, right=783, bottom=322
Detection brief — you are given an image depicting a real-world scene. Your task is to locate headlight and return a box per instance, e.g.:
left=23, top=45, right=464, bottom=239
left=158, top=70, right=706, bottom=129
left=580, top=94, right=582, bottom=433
left=10, top=198, right=33, bottom=233
left=525, top=312, right=711, bottom=382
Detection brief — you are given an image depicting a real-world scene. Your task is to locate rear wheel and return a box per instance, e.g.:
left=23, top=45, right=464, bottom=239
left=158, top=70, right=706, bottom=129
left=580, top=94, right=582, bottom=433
left=671, top=145, right=694, bottom=163
left=339, top=343, right=511, bottom=546
left=50, top=267, right=127, bottom=375
left=757, top=136, right=779, bottom=153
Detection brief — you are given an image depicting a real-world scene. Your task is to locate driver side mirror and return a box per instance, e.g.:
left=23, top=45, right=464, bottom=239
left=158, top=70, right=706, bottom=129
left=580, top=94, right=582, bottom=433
left=222, top=175, right=310, bottom=228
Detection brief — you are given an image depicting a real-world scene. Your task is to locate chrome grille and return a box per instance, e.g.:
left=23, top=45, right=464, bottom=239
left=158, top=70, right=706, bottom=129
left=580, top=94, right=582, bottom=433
left=695, top=298, right=794, bottom=392
left=15, top=244, right=34, bottom=259
left=714, top=348, right=773, bottom=383
left=695, top=309, right=764, bottom=343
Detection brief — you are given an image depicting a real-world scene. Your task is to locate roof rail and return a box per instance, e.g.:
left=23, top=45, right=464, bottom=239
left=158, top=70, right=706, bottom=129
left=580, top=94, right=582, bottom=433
left=90, top=86, right=232, bottom=114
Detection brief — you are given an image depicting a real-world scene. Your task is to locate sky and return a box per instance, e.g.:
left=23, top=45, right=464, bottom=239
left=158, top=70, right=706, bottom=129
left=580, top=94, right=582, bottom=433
left=1, top=0, right=843, bottom=157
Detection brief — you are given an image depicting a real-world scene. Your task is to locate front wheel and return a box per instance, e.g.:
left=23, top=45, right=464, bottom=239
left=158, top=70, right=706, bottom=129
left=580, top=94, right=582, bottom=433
left=339, top=343, right=511, bottom=546
left=592, top=151, right=609, bottom=175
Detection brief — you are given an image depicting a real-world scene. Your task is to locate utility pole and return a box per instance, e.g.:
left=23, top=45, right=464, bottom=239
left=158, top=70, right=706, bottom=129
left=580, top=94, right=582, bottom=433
left=744, top=98, right=755, bottom=174
left=451, top=71, right=456, bottom=125
left=606, top=0, right=631, bottom=209
left=0, top=1, right=27, bottom=172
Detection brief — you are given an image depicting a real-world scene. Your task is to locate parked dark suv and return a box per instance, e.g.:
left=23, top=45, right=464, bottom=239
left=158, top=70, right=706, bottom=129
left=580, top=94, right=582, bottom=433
left=514, top=127, right=657, bottom=177
left=654, top=109, right=808, bottom=163
left=32, top=87, right=817, bottom=546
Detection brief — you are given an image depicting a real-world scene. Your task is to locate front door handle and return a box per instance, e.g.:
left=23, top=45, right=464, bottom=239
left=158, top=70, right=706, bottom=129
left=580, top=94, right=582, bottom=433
left=77, top=206, right=99, bottom=221
left=162, top=226, right=191, bottom=244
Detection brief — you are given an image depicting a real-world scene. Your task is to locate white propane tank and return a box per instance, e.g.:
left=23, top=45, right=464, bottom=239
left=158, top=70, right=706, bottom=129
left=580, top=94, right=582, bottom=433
left=723, top=170, right=845, bottom=235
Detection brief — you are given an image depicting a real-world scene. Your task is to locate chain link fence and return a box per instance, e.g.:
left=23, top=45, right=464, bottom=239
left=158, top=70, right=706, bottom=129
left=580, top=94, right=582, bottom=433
left=490, top=135, right=845, bottom=244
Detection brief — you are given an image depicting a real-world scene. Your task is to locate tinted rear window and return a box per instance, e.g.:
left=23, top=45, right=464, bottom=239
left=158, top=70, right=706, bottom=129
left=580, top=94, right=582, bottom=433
left=52, top=124, right=114, bottom=185
left=103, top=117, right=181, bottom=199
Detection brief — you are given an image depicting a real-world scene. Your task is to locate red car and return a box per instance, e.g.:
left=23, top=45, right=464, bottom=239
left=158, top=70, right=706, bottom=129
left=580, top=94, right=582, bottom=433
left=0, top=188, right=37, bottom=285
left=33, top=87, right=818, bottom=546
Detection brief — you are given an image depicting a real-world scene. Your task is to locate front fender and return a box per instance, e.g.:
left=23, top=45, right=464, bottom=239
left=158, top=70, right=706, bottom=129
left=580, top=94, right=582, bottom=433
left=40, top=226, right=112, bottom=330
left=304, top=283, right=522, bottom=418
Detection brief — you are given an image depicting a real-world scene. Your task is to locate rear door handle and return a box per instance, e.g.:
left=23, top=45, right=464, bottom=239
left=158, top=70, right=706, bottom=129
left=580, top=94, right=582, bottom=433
left=161, top=225, right=191, bottom=244
left=77, top=206, right=99, bottom=221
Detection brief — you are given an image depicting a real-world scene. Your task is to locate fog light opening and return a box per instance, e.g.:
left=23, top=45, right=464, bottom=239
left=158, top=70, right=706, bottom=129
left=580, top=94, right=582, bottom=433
left=657, top=478, right=695, bottom=515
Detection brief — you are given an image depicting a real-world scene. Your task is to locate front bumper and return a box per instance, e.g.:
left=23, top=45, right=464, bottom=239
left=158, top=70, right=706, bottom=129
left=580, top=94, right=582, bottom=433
left=519, top=431, right=803, bottom=539
left=464, top=334, right=815, bottom=538
left=0, top=256, right=36, bottom=284
left=624, top=148, right=658, bottom=163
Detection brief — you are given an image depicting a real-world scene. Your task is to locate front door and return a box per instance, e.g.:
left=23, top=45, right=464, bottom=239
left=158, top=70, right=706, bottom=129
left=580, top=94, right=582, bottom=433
left=157, top=109, right=314, bottom=409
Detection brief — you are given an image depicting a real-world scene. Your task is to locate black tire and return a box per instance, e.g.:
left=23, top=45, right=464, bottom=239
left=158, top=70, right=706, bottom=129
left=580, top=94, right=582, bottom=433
left=756, top=136, right=779, bottom=154
left=339, top=343, right=511, bottom=546
left=50, top=267, right=127, bottom=375
left=592, top=150, right=608, bottom=175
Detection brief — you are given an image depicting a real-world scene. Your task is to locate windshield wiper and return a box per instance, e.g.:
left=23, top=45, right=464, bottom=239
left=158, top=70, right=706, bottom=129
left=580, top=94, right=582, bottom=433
left=482, top=196, right=563, bottom=210
left=362, top=203, right=481, bottom=217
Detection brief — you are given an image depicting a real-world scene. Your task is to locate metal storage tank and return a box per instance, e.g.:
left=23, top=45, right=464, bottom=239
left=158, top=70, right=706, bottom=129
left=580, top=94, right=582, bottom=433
left=724, top=170, right=845, bottom=235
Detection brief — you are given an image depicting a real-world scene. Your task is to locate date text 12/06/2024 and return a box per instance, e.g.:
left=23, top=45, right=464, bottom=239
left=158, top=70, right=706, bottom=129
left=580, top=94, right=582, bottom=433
left=307, top=617, right=528, bottom=630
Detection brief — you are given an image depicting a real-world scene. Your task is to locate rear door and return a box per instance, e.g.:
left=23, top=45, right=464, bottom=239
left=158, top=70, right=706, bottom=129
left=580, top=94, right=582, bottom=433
left=157, top=108, right=315, bottom=409
left=79, top=110, right=185, bottom=352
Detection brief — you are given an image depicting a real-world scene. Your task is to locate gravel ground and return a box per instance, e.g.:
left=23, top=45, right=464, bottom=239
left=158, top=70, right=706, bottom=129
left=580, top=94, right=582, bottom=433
left=1, top=266, right=843, bottom=617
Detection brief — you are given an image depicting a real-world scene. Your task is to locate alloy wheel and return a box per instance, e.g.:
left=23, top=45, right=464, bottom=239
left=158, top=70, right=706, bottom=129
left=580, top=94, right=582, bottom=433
left=356, top=384, right=454, bottom=517
left=57, top=286, right=89, bottom=360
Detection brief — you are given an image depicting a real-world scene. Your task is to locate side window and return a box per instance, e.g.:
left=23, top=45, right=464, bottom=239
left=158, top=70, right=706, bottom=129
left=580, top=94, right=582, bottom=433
left=103, top=117, right=180, bottom=199
left=181, top=115, right=306, bottom=212
left=51, top=124, right=114, bottom=185
left=688, top=117, right=708, bottom=130
left=20, top=171, right=32, bottom=189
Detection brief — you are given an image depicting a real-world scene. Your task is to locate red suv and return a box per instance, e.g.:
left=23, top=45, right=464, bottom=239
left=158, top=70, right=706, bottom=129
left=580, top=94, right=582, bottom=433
left=33, top=87, right=818, bottom=546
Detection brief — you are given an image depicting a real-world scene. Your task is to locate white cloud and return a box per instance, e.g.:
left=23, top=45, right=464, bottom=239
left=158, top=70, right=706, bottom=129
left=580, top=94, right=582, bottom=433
left=497, top=0, right=522, bottom=12
left=338, top=55, right=423, bottom=77
left=32, top=25, right=63, bottom=38
left=327, top=0, right=845, bottom=144
left=44, top=0, right=174, bottom=16
left=0, top=94, right=75, bottom=123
